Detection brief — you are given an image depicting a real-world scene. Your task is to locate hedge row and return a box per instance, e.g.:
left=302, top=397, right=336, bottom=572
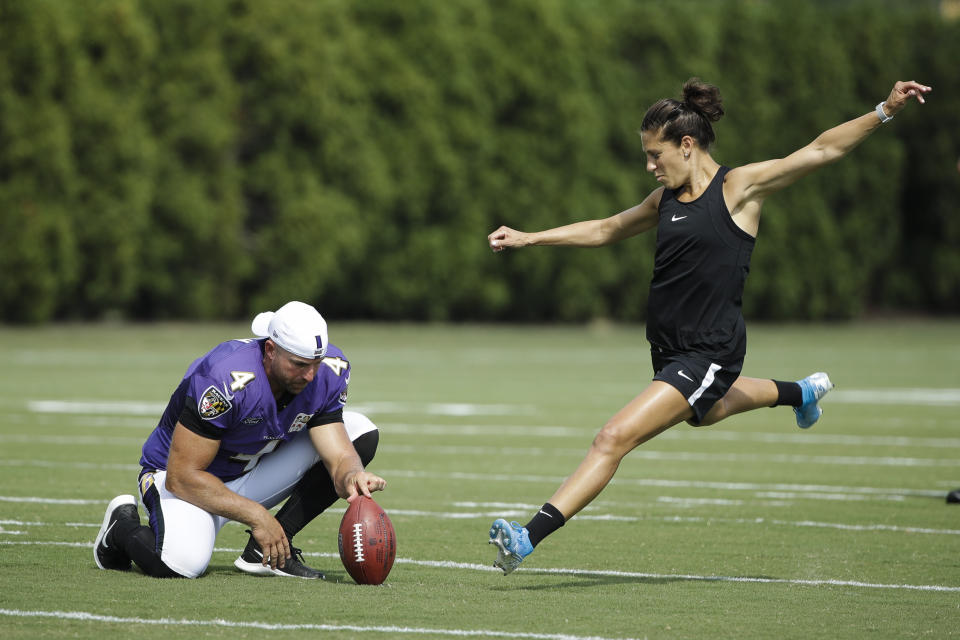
left=1, top=0, right=958, bottom=323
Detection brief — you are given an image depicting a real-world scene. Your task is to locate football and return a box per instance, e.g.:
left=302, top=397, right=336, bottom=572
left=338, top=496, right=397, bottom=585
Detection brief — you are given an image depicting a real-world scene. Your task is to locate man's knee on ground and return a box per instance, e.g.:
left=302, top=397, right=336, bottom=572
left=127, top=527, right=192, bottom=579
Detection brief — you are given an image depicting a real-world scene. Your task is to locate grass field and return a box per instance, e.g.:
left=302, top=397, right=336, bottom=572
left=1, top=319, right=959, bottom=639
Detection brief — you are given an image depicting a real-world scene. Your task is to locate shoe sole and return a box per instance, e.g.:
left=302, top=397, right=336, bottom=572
left=94, top=494, right=136, bottom=570
left=233, top=556, right=323, bottom=579
left=488, top=521, right=514, bottom=556
left=489, top=520, right=524, bottom=575
left=795, top=406, right=823, bottom=429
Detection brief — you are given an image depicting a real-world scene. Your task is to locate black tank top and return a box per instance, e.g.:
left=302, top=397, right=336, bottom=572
left=646, top=166, right=756, bottom=362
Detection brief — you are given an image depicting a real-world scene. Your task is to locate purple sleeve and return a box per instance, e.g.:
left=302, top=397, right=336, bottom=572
left=306, top=354, right=351, bottom=426
left=188, top=374, right=237, bottom=434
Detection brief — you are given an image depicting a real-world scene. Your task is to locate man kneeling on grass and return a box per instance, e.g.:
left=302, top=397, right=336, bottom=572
left=93, top=301, right=385, bottom=579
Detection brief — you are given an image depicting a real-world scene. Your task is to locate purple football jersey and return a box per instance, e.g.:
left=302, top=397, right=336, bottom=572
left=140, top=338, right=350, bottom=480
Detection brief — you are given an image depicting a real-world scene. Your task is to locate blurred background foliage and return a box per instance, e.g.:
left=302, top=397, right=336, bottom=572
left=0, top=0, right=957, bottom=323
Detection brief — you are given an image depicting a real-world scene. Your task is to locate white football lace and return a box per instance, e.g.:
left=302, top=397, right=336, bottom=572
left=352, top=523, right=365, bottom=562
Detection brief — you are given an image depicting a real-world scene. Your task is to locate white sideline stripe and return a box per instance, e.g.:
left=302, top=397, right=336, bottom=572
left=6, top=414, right=156, bottom=429
left=0, top=435, right=144, bottom=446
left=394, top=558, right=960, bottom=592
left=661, top=430, right=960, bottom=449
left=831, top=389, right=960, bottom=406
left=385, top=423, right=585, bottom=437
left=2, top=460, right=946, bottom=499
left=751, top=491, right=904, bottom=502
left=525, top=568, right=960, bottom=593
left=26, top=399, right=538, bottom=418
left=24, top=391, right=960, bottom=419
left=0, top=461, right=947, bottom=500
left=14, top=416, right=960, bottom=451
left=0, top=496, right=105, bottom=505
left=27, top=401, right=168, bottom=415
left=378, top=470, right=947, bottom=498
left=353, top=401, right=540, bottom=416
left=5, top=544, right=958, bottom=594
left=344, top=555, right=960, bottom=593
left=0, top=460, right=141, bottom=471
left=18, top=412, right=960, bottom=447
left=379, top=445, right=960, bottom=468
left=9, top=503, right=960, bottom=539
left=0, top=520, right=100, bottom=528
left=657, top=497, right=746, bottom=506
left=0, top=608, right=631, bottom=640
left=5, top=435, right=959, bottom=467
left=9, top=509, right=960, bottom=535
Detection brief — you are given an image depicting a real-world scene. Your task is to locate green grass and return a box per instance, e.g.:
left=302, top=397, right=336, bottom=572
left=1, top=319, right=959, bottom=639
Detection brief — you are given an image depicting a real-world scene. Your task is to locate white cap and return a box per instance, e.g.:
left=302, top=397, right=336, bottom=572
left=251, top=301, right=328, bottom=359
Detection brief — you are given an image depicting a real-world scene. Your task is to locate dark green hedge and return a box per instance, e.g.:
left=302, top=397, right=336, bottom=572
left=1, top=0, right=958, bottom=323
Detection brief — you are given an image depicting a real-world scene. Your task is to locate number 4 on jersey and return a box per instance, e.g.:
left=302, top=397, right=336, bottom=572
left=229, top=371, right=256, bottom=392
left=322, top=357, right=348, bottom=376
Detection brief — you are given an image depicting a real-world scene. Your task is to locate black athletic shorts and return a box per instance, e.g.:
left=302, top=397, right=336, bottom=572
left=650, top=346, right=743, bottom=425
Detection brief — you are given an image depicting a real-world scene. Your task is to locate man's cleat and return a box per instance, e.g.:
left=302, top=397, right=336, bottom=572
left=234, top=531, right=324, bottom=579
left=488, top=518, right=533, bottom=576
left=794, top=372, right=834, bottom=429
left=947, top=489, right=960, bottom=504
left=93, top=494, right=139, bottom=571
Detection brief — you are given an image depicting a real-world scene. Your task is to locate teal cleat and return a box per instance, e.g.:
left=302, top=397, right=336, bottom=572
left=488, top=519, right=533, bottom=575
left=794, top=372, right=834, bottom=429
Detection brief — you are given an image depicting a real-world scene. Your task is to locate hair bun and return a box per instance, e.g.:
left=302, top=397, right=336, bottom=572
left=682, top=78, right=724, bottom=123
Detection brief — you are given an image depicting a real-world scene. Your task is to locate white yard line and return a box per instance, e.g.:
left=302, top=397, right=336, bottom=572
left=1, top=544, right=958, bottom=594
left=0, top=463, right=949, bottom=500
left=830, top=389, right=960, bottom=406
left=0, top=608, right=637, bottom=640
left=380, top=445, right=960, bottom=467
left=25, top=399, right=539, bottom=417
left=23, top=390, right=960, bottom=421
left=376, top=469, right=948, bottom=498
left=18, top=398, right=960, bottom=448
left=6, top=506, right=960, bottom=537
left=0, top=496, right=105, bottom=505
left=4, top=436, right=959, bottom=467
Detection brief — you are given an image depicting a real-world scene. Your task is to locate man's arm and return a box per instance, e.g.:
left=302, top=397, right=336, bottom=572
left=165, top=423, right=291, bottom=568
left=309, top=422, right=386, bottom=502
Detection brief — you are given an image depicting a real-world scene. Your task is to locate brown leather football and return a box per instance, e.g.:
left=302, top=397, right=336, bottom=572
left=338, top=496, right=397, bottom=585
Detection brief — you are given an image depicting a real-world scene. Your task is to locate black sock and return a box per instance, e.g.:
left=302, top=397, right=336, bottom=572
left=275, top=430, right=379, bottom=540
left=524, top=502, right=566, bottom=547
left=772, top=380, right=803, bottom=407
left=120, top=524, right=183, bottom=578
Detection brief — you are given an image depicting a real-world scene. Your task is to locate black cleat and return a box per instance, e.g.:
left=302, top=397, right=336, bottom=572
left=234, top=531, right=324, bottom=579
left=947, top=489, right=960, bottom=504
left=94, top=495, right=139, bottom=571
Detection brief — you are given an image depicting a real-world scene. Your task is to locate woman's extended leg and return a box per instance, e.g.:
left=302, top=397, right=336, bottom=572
left=698, top=373, right=833, bottom=428
left=488, top=381, right=692, bottom=574
left=696, top=376, right=778, bottom=426
left=547, top=381, right=692, bottom=518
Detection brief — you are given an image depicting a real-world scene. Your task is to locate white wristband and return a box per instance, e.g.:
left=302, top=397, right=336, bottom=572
left=875, top=102, right=893, bottom=123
